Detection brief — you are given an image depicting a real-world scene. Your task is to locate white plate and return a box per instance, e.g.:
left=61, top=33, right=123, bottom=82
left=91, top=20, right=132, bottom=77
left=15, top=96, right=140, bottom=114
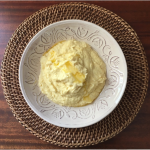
left=19, top=20, right=127, bottom=128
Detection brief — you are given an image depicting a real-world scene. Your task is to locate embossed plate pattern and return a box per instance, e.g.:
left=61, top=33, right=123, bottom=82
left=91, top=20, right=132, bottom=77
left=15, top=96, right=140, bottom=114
left=19, top=20, right=127, bottom=128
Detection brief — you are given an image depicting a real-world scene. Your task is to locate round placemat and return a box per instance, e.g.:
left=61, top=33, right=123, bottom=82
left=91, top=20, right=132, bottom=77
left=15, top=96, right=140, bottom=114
left=1, top=2, right=149, bottom=147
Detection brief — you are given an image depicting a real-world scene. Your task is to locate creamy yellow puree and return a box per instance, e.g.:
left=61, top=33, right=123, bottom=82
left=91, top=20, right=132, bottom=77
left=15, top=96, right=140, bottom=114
left=38, top=40, right=106, bottom=107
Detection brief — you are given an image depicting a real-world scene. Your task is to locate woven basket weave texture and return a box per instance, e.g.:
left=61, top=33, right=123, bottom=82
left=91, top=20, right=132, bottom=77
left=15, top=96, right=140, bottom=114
left=1, top=2, right=149, bottom=148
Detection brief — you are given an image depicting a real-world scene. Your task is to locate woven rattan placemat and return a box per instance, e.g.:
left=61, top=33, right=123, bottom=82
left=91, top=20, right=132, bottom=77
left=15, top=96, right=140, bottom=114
left=1, top=2, right=149, bottom=148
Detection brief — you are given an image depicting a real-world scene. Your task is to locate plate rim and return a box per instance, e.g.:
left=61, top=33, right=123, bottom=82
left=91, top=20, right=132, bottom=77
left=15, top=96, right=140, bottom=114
left=19, top=19, right=128, bottom=128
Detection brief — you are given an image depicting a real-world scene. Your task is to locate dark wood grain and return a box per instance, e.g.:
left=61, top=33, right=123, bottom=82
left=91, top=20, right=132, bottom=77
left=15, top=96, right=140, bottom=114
left=0, top=1, right=150, bottom=149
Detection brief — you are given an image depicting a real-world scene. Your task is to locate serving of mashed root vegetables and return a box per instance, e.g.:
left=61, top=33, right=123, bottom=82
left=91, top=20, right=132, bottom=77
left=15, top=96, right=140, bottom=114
left=38, top=40, right=106, bottom=107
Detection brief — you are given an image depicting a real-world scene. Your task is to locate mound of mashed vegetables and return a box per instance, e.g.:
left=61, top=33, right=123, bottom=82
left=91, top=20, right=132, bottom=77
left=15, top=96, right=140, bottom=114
left=38, top=40, right=106, bottom=107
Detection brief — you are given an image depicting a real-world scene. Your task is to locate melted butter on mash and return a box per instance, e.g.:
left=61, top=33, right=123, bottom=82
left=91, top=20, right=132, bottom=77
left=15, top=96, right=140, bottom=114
left=38, top=40, right=106, bottom=107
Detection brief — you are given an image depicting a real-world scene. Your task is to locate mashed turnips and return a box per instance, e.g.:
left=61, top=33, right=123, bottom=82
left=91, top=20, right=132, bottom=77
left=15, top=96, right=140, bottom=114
left=38, top=40, right=106, bottom=107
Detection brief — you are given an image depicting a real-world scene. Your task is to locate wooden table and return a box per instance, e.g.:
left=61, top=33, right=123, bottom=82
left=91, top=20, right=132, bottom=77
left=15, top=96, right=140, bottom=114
left=0, top=1, right=150, bottom=149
